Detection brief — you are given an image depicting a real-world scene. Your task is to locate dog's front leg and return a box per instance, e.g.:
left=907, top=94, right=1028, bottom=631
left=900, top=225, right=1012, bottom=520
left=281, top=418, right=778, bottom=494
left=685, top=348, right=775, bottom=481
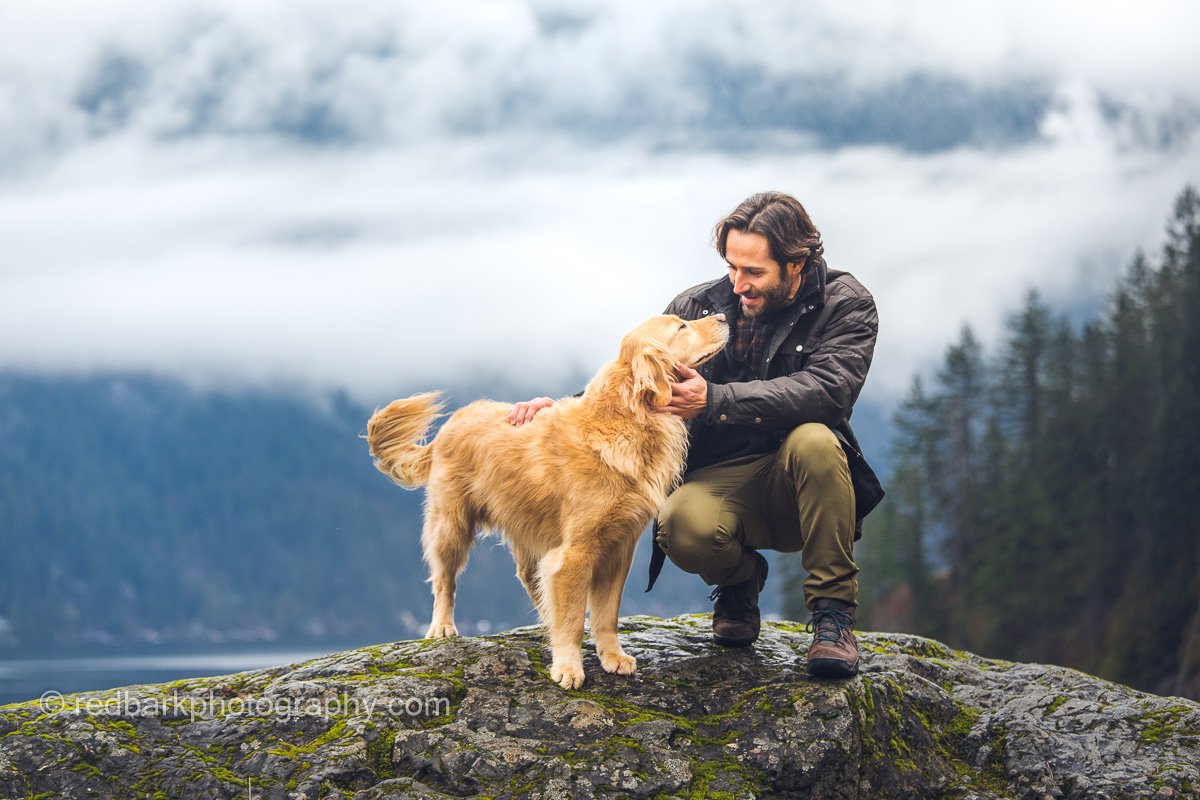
left=589, top=538, right=638, bottom=676
left=541, top=546, right=590, bottom=689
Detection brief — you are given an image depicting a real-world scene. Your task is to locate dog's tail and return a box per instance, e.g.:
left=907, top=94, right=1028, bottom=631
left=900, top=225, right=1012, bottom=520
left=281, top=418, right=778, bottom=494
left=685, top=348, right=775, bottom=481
left=366, top=392, right=445, bottom=488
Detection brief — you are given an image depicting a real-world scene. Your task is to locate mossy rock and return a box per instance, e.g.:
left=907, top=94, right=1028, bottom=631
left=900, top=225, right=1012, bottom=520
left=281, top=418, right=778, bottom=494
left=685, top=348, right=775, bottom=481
left=1, top=615, right=1197, bottom=799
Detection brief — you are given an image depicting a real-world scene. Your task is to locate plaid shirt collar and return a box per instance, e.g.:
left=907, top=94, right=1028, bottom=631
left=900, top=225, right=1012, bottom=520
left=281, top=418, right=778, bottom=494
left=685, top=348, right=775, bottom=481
left=729, top=306, right=770, bottom=368
left=729, top=262, right=825, bottom=363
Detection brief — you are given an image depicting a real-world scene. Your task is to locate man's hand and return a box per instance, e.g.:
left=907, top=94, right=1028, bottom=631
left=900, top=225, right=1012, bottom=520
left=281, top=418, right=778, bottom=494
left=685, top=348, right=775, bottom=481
left=508, top=396, right=555, bottom=426
left=660, top=364, right=707, bottom=420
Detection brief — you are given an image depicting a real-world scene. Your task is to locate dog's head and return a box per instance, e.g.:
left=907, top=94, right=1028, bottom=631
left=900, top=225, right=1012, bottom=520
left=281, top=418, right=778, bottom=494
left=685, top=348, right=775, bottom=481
left=619, top=314, right=729, bottom=407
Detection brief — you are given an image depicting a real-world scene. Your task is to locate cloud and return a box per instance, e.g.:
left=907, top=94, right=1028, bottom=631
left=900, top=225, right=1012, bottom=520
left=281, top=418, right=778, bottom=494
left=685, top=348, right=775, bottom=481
left=6, top=0, right=1198, bottom=159
left=1, top=0, right=1198, bottom=407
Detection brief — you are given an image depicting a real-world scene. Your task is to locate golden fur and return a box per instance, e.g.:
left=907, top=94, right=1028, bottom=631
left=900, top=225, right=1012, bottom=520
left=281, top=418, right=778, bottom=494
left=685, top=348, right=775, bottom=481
left=366, top=314, right=728, bottom=689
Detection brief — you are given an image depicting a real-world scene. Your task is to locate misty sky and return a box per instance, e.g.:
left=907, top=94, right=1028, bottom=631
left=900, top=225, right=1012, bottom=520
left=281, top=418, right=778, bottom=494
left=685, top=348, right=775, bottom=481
left=2, top=0, right=1198, bottom=410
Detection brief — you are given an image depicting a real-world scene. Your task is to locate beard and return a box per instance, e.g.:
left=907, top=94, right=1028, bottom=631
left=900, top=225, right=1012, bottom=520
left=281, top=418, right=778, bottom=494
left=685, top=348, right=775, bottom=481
left=738, top=277, right=794, bottom=318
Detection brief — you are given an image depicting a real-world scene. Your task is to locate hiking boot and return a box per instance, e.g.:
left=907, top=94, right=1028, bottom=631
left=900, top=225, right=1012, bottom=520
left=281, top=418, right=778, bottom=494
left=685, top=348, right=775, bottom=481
left=806, top=598, right=860, bottom=678
left=709, top=550, right=769, bottom=648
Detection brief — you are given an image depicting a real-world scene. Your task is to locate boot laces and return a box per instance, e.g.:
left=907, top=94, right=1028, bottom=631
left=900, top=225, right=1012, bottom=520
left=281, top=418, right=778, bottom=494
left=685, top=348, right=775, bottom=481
left=708, top=583, right=753, bottom=611
left=808, top=607, right=854, bottom=643
left=708, top=555, right=765, bottom=610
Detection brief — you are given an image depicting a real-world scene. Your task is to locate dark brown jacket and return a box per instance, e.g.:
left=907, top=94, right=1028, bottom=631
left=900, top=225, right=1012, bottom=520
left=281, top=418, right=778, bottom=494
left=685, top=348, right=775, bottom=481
left=664, top=257, right=884, bottom=523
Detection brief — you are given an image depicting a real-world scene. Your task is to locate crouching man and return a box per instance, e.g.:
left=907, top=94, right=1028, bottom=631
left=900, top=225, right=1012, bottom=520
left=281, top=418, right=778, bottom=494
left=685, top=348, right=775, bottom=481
left=513, top=190, right=883, bottom=677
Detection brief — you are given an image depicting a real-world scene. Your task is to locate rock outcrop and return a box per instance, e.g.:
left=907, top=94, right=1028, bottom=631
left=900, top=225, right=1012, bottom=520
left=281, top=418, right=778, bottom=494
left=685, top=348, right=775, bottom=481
left=2, top=615, right=1197, bottom=799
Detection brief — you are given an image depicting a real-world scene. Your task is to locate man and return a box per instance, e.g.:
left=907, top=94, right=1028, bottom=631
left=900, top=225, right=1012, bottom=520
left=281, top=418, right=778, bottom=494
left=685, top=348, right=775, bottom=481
left=511, top=191, right=882, bottom=678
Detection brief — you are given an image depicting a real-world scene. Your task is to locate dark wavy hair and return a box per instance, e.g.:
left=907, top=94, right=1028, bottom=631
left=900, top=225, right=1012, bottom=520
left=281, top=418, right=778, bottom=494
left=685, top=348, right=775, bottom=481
left=714, top=191, right=824, bottom=272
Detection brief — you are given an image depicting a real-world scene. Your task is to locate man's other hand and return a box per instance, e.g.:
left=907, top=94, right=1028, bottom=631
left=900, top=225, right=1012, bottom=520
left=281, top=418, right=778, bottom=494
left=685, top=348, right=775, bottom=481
left=660, top=365, right=707, bottom=420
left=508, top=396, right=555, bottom=426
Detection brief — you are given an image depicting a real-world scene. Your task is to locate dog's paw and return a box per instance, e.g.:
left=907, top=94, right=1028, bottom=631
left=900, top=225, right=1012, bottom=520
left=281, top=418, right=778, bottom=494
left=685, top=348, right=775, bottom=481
left=550, top=662, right=586, bottom=690
left=600, top=651, right=637, bottom=675
left=425, top=622, right=459, bottom=638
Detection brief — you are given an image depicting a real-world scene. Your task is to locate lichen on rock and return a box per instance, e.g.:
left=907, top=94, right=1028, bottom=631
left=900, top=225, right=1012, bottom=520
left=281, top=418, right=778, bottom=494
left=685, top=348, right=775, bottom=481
left=1, top=615, right=1197, bottom=799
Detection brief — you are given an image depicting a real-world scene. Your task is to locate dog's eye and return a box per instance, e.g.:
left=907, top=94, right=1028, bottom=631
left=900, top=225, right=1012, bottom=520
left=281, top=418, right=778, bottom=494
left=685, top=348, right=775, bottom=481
left=678, top=323, right=687, bottom=330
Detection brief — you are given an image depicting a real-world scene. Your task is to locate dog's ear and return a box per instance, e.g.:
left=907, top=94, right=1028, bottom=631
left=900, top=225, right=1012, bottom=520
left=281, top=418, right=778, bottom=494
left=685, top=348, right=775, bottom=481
left=622, top=334, right=674, bottom=407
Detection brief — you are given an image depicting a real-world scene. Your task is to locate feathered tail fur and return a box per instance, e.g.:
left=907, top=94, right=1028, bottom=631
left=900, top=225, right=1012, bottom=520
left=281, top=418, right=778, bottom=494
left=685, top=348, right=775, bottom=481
left=365, top=392, right=444, bottom=488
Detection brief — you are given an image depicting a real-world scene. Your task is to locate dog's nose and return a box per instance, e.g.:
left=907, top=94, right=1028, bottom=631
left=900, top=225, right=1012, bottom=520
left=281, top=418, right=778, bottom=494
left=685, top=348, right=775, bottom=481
left=715, top=313, right=727, bottom=323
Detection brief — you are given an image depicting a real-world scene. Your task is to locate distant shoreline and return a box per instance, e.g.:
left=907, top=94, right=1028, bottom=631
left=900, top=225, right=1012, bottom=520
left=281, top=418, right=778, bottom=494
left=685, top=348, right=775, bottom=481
left=0, top=638, right=383, bottom=706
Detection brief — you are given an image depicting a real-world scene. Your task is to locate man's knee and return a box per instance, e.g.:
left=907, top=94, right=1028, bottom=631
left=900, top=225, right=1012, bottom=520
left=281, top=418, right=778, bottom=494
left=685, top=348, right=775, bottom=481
left=658, top=490, right=739, bottom=575
left=780, top=423, right=846, bottom=480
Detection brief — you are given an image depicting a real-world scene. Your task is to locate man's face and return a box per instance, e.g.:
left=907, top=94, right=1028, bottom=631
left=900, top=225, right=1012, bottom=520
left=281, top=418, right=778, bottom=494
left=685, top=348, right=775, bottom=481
left=725, top=229, right=802, bottom=318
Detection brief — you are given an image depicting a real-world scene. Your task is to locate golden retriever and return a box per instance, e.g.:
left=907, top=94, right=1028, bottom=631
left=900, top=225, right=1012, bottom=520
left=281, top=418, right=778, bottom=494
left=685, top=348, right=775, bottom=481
left=366, top=314, right=728, bottom=689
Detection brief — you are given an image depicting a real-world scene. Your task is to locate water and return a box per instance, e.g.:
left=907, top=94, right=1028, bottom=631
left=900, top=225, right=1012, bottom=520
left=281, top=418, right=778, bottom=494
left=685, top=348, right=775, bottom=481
left=0, top=646, right=342, bottom=707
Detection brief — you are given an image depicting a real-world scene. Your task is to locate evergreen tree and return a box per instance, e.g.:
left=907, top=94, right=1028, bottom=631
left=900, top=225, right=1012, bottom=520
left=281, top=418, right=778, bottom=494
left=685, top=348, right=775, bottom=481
left=850, top=186, right=1200, bottom=697
left=1103, top=187, right=1200, bottom=690
left=856, top=378, right=940, bottom=636
left=931, top=325, right=986, bottom=641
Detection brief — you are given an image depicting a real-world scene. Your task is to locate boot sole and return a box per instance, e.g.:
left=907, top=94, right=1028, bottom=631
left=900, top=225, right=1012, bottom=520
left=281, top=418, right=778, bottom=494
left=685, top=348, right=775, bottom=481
left=712, top=634, right=758, bottom=648
left=806, top=657, right=860, bottom=678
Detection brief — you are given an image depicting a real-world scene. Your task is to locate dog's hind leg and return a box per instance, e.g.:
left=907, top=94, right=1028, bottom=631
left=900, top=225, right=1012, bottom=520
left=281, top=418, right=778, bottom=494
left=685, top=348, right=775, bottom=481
left=422, top=499, right=474, bottom=639
left=589, top=536, right=639, bottom=676
left=511, top=543, right=544, bottom=617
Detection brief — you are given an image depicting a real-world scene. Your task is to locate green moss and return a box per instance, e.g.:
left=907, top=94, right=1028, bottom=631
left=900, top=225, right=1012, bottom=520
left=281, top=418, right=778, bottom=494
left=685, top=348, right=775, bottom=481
left=941, top=708, right=1009, bottom=794
left=366, top=726, right=399, bottom=780
left=207, top=763, right=245, bottom=787
left=107, top=719, right=137, bottom=736
left=1, top=719, right=47, bottom=742
left=1043, top=696, right=1069, bottom=716
left=556, top=685, right=696, bottom=735
left=599, top=735, right=647, bottom=757
left=402, top=664, right=466, bottom=728
left=746, top=685, right=797, bottom=718
left=848, top=676, right=908, bottom=768
left=685, top=757, right=765, bottom=800
left=526, top=683, right=772, bottom=796
left=524, top=645, right=551, bottom=679
left=944, top=706, right=981, bottom=739
left=130, top=766, right=166, bottom=794
left=1138, top=705, right=1199, bottom=744
left=77, top=716, right=143, bottom=754
left=848, top=674, right=1017, bottom=796
left=268, top=719, right=350, bottom=759
left=170, top=739, right=275, bottom=792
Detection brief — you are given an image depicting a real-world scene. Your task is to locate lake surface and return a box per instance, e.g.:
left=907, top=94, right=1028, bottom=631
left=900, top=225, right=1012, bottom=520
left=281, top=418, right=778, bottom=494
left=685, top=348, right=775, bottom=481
left=0, top=646, right=346, bottom=707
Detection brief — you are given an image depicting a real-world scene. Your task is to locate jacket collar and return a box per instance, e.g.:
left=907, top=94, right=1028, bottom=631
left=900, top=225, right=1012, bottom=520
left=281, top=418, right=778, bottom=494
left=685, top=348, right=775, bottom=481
left=800, top=256, right=828, bottom=305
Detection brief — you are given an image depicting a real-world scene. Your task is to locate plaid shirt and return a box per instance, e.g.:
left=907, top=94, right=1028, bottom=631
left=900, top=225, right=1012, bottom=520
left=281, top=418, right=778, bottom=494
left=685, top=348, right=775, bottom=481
left=729, top=296, right=800, bottom=375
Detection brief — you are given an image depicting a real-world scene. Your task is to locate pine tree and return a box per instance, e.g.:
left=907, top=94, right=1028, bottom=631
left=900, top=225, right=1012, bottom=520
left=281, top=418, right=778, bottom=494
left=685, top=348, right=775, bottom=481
left=795, top=186, right=1200, bottom=696
left=1103, top=187, right=1200, bottom=691
left=931, top=325, right=986, bottom=640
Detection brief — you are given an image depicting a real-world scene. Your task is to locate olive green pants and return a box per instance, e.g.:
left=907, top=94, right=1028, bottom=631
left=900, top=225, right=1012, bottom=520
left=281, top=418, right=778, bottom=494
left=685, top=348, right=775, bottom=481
left=656, top=423, right=859, bottom=609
